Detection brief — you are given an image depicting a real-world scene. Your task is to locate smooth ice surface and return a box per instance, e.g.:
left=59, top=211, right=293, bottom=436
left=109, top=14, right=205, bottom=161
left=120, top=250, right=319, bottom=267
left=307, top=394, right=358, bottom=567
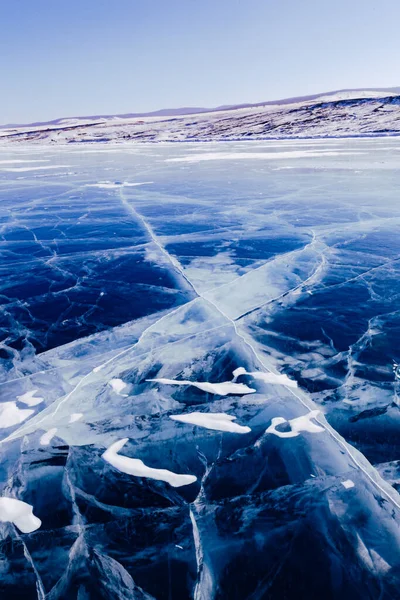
left=0, top=497, right=42, bottom=533
left=102, top=438, right=197, bottom=487
left=170, top=411, right=251, bottom=434
left=266, top=410, right=325, bottom=438
left=147, top=377, right=256, bottom=396
left=0, top=402, right=34, bottom=429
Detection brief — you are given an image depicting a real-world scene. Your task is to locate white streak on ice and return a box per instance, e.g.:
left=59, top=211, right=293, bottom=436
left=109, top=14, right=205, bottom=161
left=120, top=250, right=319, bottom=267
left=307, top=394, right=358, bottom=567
left=266, top=410, right=324, bottom=438
left=0, top=402, right=34, bottom=429
left=69, top=413, right=83, bottom=423
left=147, top=378, right=255, bottom=396
left=1, top=165, right=72, bottom=172
left=0, top=497, right=41, bottom=533
left=0, top=159, right=48, bottom=164
left=40, top=428, right=58, bottom=446
left=109, top=378, right=128, bottom=395
left=341, top=479, right=355, bottom=489
left=232, top=367, right=298, bottom=388
left=170, top=412, right=251, bottom=434
left=102, top=438, right=197, bottom=487
left=85, top=181, right=153, bottom=189
left=166, top=151, right=363, bottom=163
left=17, top=390, right=44, bottom=407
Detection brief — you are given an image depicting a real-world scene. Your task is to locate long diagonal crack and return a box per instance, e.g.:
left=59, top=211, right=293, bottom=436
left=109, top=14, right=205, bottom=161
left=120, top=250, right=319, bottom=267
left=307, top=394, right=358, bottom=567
left=119, top=190, right=400, bottom=512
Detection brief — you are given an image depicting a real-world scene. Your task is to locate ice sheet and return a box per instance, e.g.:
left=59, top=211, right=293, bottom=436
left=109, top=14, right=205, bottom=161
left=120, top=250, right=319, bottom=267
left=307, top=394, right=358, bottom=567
left=1, top=140, right=400, bottom=597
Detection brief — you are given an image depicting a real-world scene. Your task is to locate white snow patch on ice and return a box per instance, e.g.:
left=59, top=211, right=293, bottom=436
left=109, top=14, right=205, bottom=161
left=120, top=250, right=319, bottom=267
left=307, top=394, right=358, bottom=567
left=341, top=479, right=355, bottom=489
left=0, top=402, right=34, bottom=429
left=69, top=413, right=83, bottom=423
left=232, top=367, right=297, bottom=388
left=102, top=438, right=197, bottom=487
left=147, top=377, right=255, bottom=396
left=0, top=497, right=41, bottom=533
left=170, top=411, right=251, bottom=434
left=266, top=410, right=324, bottom=438
left=40, top=428, right=58, bottom=446
left=17, top=390, right=44, bottom=406
left=109, top=378, right=128, bottom=395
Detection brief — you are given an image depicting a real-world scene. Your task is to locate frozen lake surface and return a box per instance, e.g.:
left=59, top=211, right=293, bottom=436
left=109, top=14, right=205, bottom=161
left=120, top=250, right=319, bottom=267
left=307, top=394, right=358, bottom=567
left=1, top=139, right=400, bottom=598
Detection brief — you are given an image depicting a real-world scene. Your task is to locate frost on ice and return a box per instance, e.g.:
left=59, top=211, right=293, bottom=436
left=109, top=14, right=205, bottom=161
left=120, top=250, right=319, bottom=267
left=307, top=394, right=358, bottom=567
left=0, top=497, right=41, bottom=533
left=170, top=411, right=251, bottom=434
left=266, top=410, right=325, bottom=438
left=102, top=438, right=197, bottom=487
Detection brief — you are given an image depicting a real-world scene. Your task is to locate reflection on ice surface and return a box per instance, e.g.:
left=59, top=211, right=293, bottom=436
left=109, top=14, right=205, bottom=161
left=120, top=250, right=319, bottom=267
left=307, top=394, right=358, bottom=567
left=1, top=139, right=400, bottom=598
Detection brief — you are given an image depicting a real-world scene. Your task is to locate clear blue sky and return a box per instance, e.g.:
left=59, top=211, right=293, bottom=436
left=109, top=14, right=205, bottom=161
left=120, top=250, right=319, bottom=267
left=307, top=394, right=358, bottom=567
left=1, top=0, right=399, bottom=124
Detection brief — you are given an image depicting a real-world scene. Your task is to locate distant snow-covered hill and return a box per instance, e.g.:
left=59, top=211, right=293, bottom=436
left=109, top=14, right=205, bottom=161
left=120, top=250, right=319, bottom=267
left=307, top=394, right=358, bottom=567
left=1, top=88, right=400, bottom=144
